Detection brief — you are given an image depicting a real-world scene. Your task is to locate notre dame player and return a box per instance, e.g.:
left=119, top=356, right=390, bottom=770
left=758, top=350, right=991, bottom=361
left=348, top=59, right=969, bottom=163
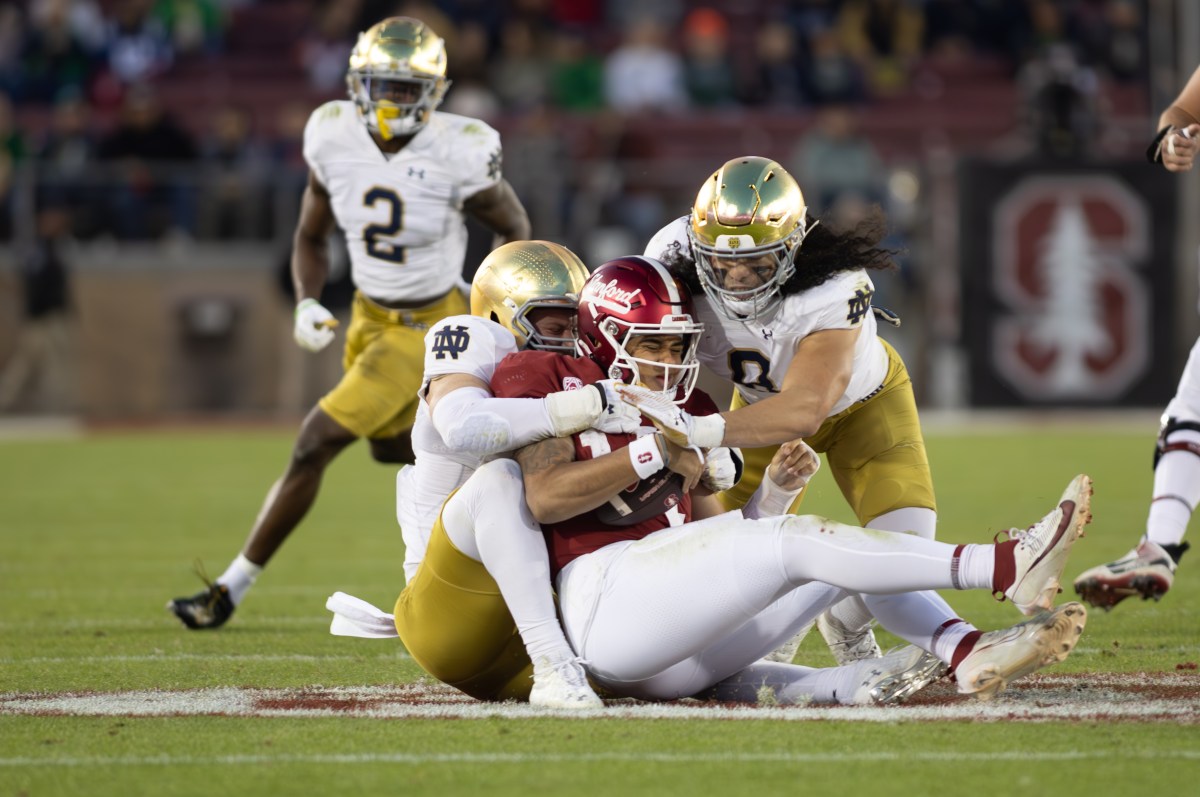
left=170, top=17, right=530, bottom=629
left=635, top=156, right=934, bottom=665
left=328, top=240, right=640, bottom=708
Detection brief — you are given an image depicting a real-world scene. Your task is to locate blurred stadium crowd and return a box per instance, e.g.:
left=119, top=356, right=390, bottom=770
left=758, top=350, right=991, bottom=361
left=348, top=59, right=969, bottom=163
left=0, top=0, right=1178, bottom=418
left=0, top=0, right=1151, bottom=245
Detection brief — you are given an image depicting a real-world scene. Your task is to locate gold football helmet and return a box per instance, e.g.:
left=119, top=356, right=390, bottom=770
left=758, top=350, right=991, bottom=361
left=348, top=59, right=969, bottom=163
left=347, top=17, right=450, bottom=140
left=688, top=156, right=815, bottom=319
left=470, top=241, right=590, bottom=353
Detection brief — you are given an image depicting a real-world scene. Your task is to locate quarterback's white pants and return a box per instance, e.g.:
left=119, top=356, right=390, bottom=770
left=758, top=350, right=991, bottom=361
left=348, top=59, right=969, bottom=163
left=556, top=512, right=964, bottom=700
left=823, top=505, right=940, bottom=633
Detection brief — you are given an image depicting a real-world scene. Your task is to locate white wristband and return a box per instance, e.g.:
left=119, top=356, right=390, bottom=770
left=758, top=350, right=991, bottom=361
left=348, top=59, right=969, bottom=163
left=744, top=467, right=804, bottom=519
left=693, top=413, right=726, bottom=449
left=627, top=434, right=667, bottom=479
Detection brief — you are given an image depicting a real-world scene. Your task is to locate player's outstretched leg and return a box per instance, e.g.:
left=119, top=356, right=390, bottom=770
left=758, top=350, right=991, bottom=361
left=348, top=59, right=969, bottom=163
left=952, top=602, right=1088, bottom=700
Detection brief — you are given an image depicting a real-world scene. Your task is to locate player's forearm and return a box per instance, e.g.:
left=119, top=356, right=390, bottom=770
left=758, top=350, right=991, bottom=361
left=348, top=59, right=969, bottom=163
left=717, top=392, right=828, bottom=448
left=523, top=450, right=644, bottom=524
left=431, top=386, right=558, bottom=457
left=291, top=237, right=330, bottom=302
left=1159, top=106, right=1200, bottom=132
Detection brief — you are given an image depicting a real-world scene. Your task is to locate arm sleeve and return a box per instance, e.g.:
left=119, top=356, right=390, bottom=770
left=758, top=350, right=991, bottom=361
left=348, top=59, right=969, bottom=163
left=430, top=385, right=558, bottom=457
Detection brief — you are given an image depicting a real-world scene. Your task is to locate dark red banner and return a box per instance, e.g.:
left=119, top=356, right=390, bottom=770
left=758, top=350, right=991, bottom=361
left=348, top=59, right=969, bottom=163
left=960, top=159, right=1177, bottom=406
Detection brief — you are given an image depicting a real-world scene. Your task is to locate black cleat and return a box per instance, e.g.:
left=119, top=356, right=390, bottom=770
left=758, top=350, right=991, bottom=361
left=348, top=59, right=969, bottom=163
left=168, top=581, right=234, bottom=629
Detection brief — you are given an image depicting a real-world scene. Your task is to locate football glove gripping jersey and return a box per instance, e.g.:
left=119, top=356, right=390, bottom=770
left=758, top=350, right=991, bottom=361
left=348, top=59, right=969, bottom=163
left=618, top=383, right=725, bottom=449
left=545, top=379, right=643, bottom=437
left=294, top=298, right=338, bottom=352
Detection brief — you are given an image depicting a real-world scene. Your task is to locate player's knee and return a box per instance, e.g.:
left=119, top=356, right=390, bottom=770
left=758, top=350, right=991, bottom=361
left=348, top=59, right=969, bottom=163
left=292, top=408, right=355, bottom=468
left=1155, top=416, right=1200, bottom=468
left=471, top=458, right=524, bottom=496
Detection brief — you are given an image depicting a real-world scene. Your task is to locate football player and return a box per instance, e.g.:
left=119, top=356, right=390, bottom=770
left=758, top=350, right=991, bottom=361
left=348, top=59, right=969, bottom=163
left=488, top=256, right=1091, bottom=704
left=1073, top=65, right=1200, bottom=608
left=169, top=17, right=531, bottom=629
left=328, top=240, right=640, bottom=708
left=632, top=156, right=933, bottom=664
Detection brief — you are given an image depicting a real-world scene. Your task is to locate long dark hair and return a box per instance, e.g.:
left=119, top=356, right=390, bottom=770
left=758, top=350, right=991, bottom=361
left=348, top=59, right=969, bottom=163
left=783, top=204, right=897, bottom=295
left=659, top=205, right=898, bottom=295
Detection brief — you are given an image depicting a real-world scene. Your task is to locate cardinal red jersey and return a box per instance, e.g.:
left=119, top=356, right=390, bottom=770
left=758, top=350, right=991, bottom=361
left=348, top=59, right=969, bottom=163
left=491, top=350, right=720, bottom=575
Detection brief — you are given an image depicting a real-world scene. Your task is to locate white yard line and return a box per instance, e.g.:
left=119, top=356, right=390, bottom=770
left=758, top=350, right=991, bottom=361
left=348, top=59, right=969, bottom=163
left=2, top=676, right=1197, bottom=724
left=0, top=653, right=411, bottom=665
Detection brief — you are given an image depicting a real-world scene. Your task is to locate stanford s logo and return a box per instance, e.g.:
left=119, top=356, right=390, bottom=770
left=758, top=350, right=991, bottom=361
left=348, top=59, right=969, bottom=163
left=431, top=325, right=471, bottom=360
left=992, top=176, right=1149, bottom=399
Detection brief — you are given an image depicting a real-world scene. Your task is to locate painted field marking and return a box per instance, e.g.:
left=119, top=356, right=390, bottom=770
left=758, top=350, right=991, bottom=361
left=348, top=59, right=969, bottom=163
left=0, top=652, right=411, bottom=665
left=3, top=674, right=1198, bottom=724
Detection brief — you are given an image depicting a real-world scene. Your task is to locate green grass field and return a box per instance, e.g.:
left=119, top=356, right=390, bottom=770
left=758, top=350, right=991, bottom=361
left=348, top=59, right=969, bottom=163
left=2, top=419, right=1199, bottom=795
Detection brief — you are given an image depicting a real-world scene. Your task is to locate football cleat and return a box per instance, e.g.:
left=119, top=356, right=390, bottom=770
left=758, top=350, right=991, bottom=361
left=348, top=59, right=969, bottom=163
left=529, top=656, right=603, bottom=710
left=1073, top=539, right=1188, bottom=610
left=955, top=602, right=1087, bottom=700
left=817, top=609, right=882, bottom=666
left=1001, top=474, right=1092, bottom=615
left=851, top=645, right=949, bottom=705
left=168, top=581, right=234, bottom=630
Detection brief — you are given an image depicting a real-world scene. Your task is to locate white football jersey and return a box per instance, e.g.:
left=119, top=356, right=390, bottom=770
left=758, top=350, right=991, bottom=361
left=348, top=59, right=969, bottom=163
left=399, top=315, right=519, bottom=580
left=304, top=101, right=502, bottom=304
left=645, top=216, right=888, bottom=417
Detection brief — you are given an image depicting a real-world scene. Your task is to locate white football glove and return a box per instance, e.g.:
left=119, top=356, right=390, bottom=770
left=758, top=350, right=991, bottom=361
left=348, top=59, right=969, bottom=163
left=700, top=446, right=743, bottom=493
left=545, top=379, right=643, bottom=437
left=617, top=383, right=725, bottom=449
left=294, top=298, right=338, bottom=352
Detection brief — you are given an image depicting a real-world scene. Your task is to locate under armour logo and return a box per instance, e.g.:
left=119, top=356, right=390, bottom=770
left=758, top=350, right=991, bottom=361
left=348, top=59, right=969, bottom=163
left=761, top=328, right=774, bottom=341
left=431, top=324, right=471, bottom=359
left=846, top=288, right=873, bottom=325
left=487, top=148, right=502, bottom=180
left=408, top=167, right=425, bottom=179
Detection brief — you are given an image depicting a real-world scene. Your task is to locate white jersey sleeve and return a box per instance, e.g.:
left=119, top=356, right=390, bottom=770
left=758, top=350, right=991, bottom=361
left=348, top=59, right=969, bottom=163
left=804, top=270, right=879, bottom=332
left=302, top=103, right=504, bottom=304
left=421, top=315, right=518, bottom=388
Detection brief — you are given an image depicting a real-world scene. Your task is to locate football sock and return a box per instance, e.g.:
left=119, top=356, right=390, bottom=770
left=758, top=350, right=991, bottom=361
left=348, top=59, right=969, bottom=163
left=947, top=542, right=999, bottom=591
left=218, top=554, right=262, bottom=606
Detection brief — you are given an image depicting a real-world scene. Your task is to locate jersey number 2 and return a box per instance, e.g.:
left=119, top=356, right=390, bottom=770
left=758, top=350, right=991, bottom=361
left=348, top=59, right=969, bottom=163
left=363, top=187, right=405, bottom=264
